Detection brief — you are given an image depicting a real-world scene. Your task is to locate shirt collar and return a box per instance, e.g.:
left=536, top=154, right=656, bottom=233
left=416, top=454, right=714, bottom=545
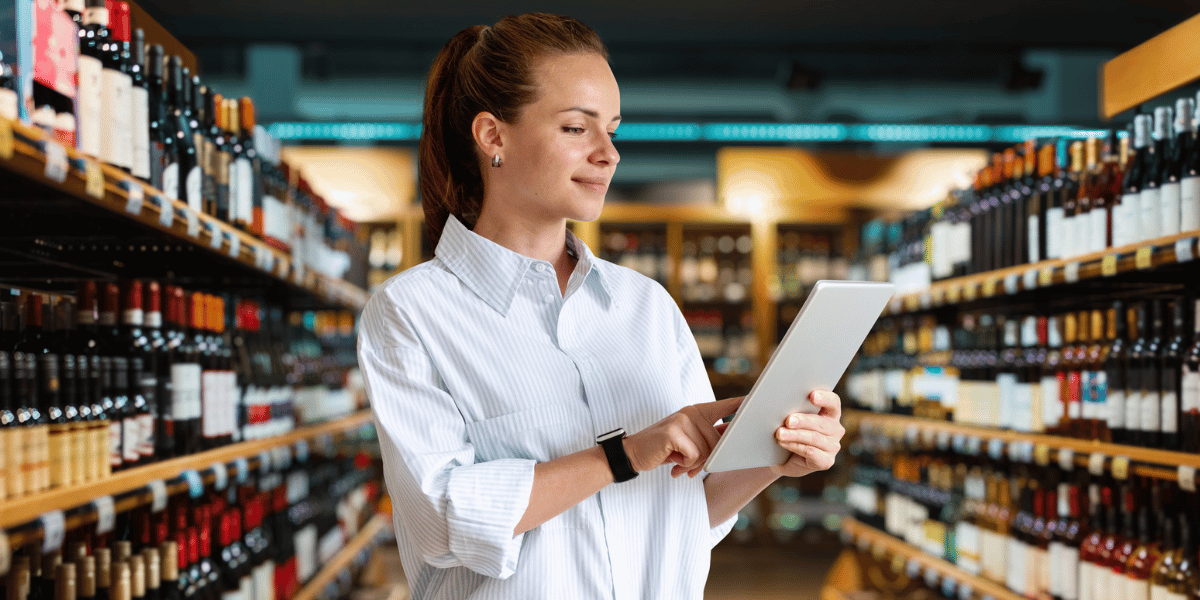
left=435, top=215, right=615, bottom=315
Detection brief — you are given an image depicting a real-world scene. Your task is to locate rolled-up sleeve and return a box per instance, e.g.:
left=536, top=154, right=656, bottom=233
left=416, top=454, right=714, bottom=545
left=672, top=305, right=738, bottom=547
left=359, top=291, right=535, bottom=579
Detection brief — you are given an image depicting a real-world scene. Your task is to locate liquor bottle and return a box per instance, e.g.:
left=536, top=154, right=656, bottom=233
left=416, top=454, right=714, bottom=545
left=197, top=86, right=217, bottom=218
left=215, top=96, right=234, bottom=223
left=180, top=69, right=202, bottom=212
left=1183, top=96, right=1200, bottom=234
left=237, top=98, right=260, bottom=235
left=1122, top=117, right=1151, bottom=248
left=1048, top=140, right=1071, bottom=260
left=78, top=555, right=98, bottom=600
left=1058, top=476, right=1085, bottom=600
left=1084, top=138, right=1105, bottom=254
left=1164, top=99, right=1194, bottom=236
left=1125, top=504, right=1160, bottom=600
left=146, top=45, right=170, bottom=194
left=58, top=562, right=78, bottom=600
left=162, top=57, right=194, bottom=203
left=1142, top=108, right=1171, bottom=242
left=1029, top=143, right=1054, bottom=263
left=1183, top=298, right=1200, bottom=453
left=1169, top=513, right=1196, bottom=600
left=227, top=99, right=244, bottom=230
left=1084, top=310, right=1109, bottom=442
left=1109, top=488, right=1137, bottom=599
left=15, top=294, right=53, bottom=494
left=72, top=282, right=110, bottom=482
left=1151, top=512, right=1179, bottom=600
left=1161, top=299, right=1185, bottom=450
left=1140, top=301, right=1165, bottom=448
left=39, top=550, right=63, bottom=600
left=95, top=547, right=112, bottom=600
left=173, top=289, right=201, bottom=456
left=99, top=283, right=128, bottom=473
left=77, top=0, right=109, bottom=159
left=145, top=283, right=175, bottom=461
left=1102, top=302, right=1128, bottom=445
left=1078, top=486, right=1105, bottom=600
left=1126, top=304, right=1147, bottom=446
left=121, top=281, right=154, bottom=467
left=1062, top=141, right=1084, bottom=259
left=1095, top=130, right=1123, bottom=252
left=159, top=541, right=182, bottom=600
left=1077, top=140, right=1097, bottom=255
left=101, top=0, right=133, bottom=171
left=130, top=28, right=151, bottom=182
left=1059, top=313, right=1081, bottom=436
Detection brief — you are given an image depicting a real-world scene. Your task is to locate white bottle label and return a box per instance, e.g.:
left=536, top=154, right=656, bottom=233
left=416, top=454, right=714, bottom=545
left=1047, top=207, right=1065, bottom=259
left=1028, top=214, right=1041, bottom=263
left=1062, top=213, right=1077, bottom=259
left=1079, top=561, right=1094, bottom=600
left=1126, top=389, right=1142, bottom=432
left=108, top=420, right=122, bottom=467
left=1048, top=541, right=1063, bottom=598
left=162, top=162, right=180, bottom=200
left=1181, top=177, right=1200, bottom=232
left=100, top=68, right=132, bottom=168
left=0, top=88, right=18, bottom=121
left=1108, top=388, right=1126, bottom=429
left=1143, top=390, right=1161, bottom=432
left=202, top=370, right=217, bottom=438
left=187, top=166, right=203, bottom=213
left=138, top=412, right=154, bottom=457
left=1183, top=368, right=1200, bottom=412
left=1061, top=546, right=1079, bottom=600
left=77, top=56, right=104, bottom=157
left=236, top=158, right=254, bottom=224
left=1092, top=208, right=1109, bottom=252
left=1128, top=578, right=1151, bottom=600
left=1141, top=187, right=1162, bottom=241
left=1162, top=391, right=1179, bottom=433
left=171, top=363, right=201, bottom=420
left=1042, top=375, right=1062, bottom=428
left=131, top=86, right=151, bottom=179
left=1114, top=196, right=1131, bottom=247
left=1076, top=210, right=1091, bottom=256
left=122, top=417, right=139, bottom=463
left=1162, top=181, right=1183, bottom=237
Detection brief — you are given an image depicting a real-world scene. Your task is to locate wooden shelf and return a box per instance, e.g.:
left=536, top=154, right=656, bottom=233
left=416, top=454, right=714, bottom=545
left=0, top=117, right=368, bottom=311
left=841, top=518, right=1023, bottom=600
left=293, top=513, right=390, bottom=600
left=844, top=410, right=1200, bottom=482
left=1101, top=12, right=1200, bottom=119
left=882, top=229, right=1200, bottom=316
left=0, top=410, right=374, bottom=532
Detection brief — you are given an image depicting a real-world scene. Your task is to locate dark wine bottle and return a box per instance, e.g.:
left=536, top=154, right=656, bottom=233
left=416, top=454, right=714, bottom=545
left=130, top=28, right=151, bottom=182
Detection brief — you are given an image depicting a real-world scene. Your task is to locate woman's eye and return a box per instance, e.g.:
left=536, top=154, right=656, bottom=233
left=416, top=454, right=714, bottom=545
left=562, top=126, right=585, bottom=134
left=608, top=131, right=618, bottom=140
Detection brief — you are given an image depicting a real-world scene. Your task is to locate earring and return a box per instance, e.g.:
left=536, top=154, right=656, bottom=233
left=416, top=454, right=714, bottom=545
left=491, top=155, right=503, bottom=168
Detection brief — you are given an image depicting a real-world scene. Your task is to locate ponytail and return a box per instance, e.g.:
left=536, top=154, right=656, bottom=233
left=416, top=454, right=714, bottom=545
left=418, top=14, right=608, bottom=247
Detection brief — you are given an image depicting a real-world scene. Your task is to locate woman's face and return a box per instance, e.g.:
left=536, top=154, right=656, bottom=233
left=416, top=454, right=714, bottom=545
left=487, top=52, right=621, bottom=224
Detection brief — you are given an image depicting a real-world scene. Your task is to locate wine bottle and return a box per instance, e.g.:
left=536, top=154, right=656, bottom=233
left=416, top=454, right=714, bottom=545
left=1183, top=95, right=1200, bottom=234
left=130, top=28, right=151, bottom=182
left=196, top=86, right=215, bottom=218
left=76, top=0, right=109, bottom=159
left=94, top=547, right=112, bottom=600
left=1160, top=298, right=1185, bottom=451
left=1183, top=298, right=1200, bottom=453
left=1029, top=143, right=1054, bottom=263
left=1163, top=99, right=1193, bottom=236
left=1122, top=117, right=1150, bottom=248
left=72, top=282, right=110, bottom=482
left=101, top=0, right=133, bottom=171
left=1, top=302, right=16, bottom=501
left=121, top=281, right=154, bottom=467
left=1095, top=130, right=1123, bottom=251
left=1105, top=302, right=1129, bottom=445
left=146, top=44, right=170, bottom=195
left=1141, top=108, right=1170, bottom=242
left=99, top=283, right=127, bottom=473
left=55, top=300, right=87, bottom=487
left=236, top=98, right=259, bottom=234
left=162, top=58, right=193, bottom=204
left=1126, top=304, right=1147, bottom=446
left=1151, top=511, right=1179, bottom=600
left=158, top=541, right=181, bottom=600
left=129, top=555, right=145, bottom=600
left=46, top=302, right=72, bottom=490
left=15, top=294, right=52, bottom=494
left=145, top=282, right=174, bottom=462
left=172, top=289, right=201, bottom=456
left=1140, top=301, right=1165, bottom=449
left=1083, top=138, right=1104, bottom=254
left=181, top=69, right=202, bottom=212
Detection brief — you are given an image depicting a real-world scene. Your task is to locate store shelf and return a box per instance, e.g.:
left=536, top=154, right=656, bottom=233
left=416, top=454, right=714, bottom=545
left=882, top=230, right=1200, bottom=316
left=293, top=513, right=390, bottom=600
left=1101, top=12, right=1200, bottom=119
left=0, top=117, right=368, bottom=311
left=844, top=410, right=1200, bottom=482
left=841, top=518, right=1022, bottom=600
left=0, top=409, right=374, bottom=532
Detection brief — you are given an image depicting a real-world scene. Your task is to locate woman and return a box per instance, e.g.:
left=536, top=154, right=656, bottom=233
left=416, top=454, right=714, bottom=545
left=357, top=13, right=846, bottom=599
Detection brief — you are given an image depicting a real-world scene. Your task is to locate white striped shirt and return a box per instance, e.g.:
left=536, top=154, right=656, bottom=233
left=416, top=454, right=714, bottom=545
left=359, top=215, right=736, bottom=600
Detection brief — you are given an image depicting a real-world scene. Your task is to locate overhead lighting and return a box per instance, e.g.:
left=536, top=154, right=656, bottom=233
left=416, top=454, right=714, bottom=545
left=266, top=121, right=1113, bottom=144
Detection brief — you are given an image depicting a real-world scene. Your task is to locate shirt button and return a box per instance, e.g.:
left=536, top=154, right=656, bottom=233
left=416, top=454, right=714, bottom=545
left=544, top=294, right=556, bottom=303
left=534, top=264, right=546, bottom=273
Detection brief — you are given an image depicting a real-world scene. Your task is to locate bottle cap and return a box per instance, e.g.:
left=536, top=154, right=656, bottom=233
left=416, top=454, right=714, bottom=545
left=77, top=556, right=96, bottom=598
left=112, top=540, right=132, bottom=563
left=76, top=282, right=98, bottom=325
left=159, top=541, right=179, bottom=582
left=94, top=547, right=111, bottom=588
left=128, top=555, right=145, bottom=599
left=56, top=562, right=77, bottom=600
left=141, top=548, right=160, bottom=590
left=239, top=98, right=255, bottom=130
left=110, top=560, right=131, bottom=600
left=1153, top=106, right=1173, bottom=141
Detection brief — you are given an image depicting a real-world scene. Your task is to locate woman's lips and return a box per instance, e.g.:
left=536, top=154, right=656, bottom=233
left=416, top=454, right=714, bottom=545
left=573, top=178, right=608, bottom=193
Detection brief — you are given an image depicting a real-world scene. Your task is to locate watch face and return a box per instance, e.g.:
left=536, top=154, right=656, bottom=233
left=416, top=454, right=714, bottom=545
left=597, top=428, right=626, bottom=443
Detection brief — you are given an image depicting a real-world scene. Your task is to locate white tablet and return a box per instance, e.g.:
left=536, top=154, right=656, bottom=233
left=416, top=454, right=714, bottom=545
left=703, top=280, right=896, bottom=473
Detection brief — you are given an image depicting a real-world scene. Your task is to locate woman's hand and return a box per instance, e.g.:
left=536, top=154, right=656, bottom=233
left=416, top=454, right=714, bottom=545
left=770, top=390, right=845, bottom=478
left=623, top=396, right=743, bottom=479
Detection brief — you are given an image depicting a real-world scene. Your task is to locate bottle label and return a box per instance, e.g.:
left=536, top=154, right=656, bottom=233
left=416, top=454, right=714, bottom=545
left=48, top=424, right=70, bottom=489
left=1079, top=370, right=1094, bottom=420
left=1141, top=187, right=1162, bottom=241
left=236, top=158, right=254, bottom=224
left=1061, top=213, right=1077, bottom=259
left=172, top=363, right=202, bottom=420
left=1079, top=560, right=1095, bottom=600
left=187, top=166, right=203, bottom=213
left=1046, top=207, right=1065, bottom=259
left=1162, top=391, right=1179, bottom=433
left=1128, top=579, right=1151, bottom=600
left=76, top=55, right=103, bottom=157
left=1060, top=546, right=1078, bottom=600
left=1126, top=389, right=1142, bottom=432
left=100, top=67, right=133, bottom=168
left=1143, top=390, right=1161, bottom=432
left=1028, top=214, right=1041, bottom=263
left=1114, top=195, right=1132, bottom=247
left=1108, top=388, right=1126, bottom=428
left=1181, top=177, right=1200, bottom=232
left=1092, top=208, right=1109, bottom=252
left=1092, top=370, right=1109, bottom=422
left=1183, top=368, right=1200, bottom=412
left=1006, top=538, right=1025, bottom=595
left=1076, top=211, right=1092, bottom=257
left=138, top=412, right=155, bottom=458
left=91, top=421, right=108, bottom=480
left=131, top=86, right=151, bottom=179
left=162, top=162, right=180, bottom=200
left=109, top=420, right=122, bottom=467
left=69, top=423, right=86, bottom=486
left=121, top=416, right=139, bottom=463
left=1161, top=182, right=1183, bottom=236
left=0, top=88, right=18, bottom=121
left=1042, top=375, right=1062, bottom=427
left=1048, top=541, right=1063, bottom=598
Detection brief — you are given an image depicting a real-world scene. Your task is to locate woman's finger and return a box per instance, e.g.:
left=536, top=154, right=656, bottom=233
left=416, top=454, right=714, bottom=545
left=776, top=427, right=839, bottom=452
left=808, top=389, right=842, bottom=420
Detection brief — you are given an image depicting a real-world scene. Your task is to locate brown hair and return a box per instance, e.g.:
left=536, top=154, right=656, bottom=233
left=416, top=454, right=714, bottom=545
left=418, top=13, right=609, bottom=246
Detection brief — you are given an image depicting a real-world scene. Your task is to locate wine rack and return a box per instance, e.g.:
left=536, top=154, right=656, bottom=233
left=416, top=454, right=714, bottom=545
left=292, top=512, right=391, bottom=600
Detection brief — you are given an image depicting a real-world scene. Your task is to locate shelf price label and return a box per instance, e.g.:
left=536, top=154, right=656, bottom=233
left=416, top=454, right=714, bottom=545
left=85, top=160, right=105, bottom=198
left=982, top=278, right=998, bottom=297
left=227, top=232, right=240, bottom=258
left=1038, top=267, right=1054, bottom=287
left=1102, top=254, right=1119, bottom=276
left=182, top=469, right=205, bottom=498
left=946, top=285, right=961, bottom=303
left=962, top=284, right=977, bottom=302
left=890, top=554, right=906, bottom=576
left=1111, top=456, right=1130, bottom=480
left=156, top=196, right=174, bottom=227
left=0, top=118, right=13, bottom=160
left=1065, top=261, right=1081, bottom=283
left=1175, top=238, right=1195, bottom=263
left=904, top=295, right=919, bottom=312
left=1179, top=466, right=1197, bottom=493
left=930, top=288, right=945, bottom=306
left=122, top=181, right=143, bottom=215
left=1003, top=273, right=1019, bottom=295
left=1135, top=247, right=1153, bottom=270
left=905, top=559, right=922, bottom=578
left=1033, top=443, right=1051, bottom=466
left=43, top=141, right=68, bottom=183
left=208, top=221, right=222, bottom=250
left=92, top=495, right=116, bottom=535
left=148, top=479, right=168, bottom=512
left=1088, top=452, right=1106, bottom=476
left=1057, top=449, right=1075, bottom=472
left=234, top=457, right=250, bottom=484
left=1023, top=269, right=1038, bottom=290
left=919, top=292, right=931, bottom=310
left=186, top=210, right=200, bottom=238
left=39, top=510, right=66, bottom=552
left=210, top=463, right=228, bottom=491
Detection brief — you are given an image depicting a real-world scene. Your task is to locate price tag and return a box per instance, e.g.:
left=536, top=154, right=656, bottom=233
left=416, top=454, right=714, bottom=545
left=1004, top=273, right=1019, bottom=295
left=208, top=222, right=223, bottom=250
left=1065, top=261, right=1080, bottom=283
left=1034, top=443, right=1051, bottom=466
left=982, top=278, right=997, bottom=297
left=148, top=479, right=168, bottom=512
left=987, top=439, right=1004, bottom=460
left=1178, top=465, right=1197, bottom=493
left=186, top=211, right=200, bottom=238
left=1111, top=456, right=1130, bottom=480
left=210, top=463, right=228, bottom=491
left=936, top=430, right=951, bottom=450
left=1023, top=269, right=1038, bottom=290
left=227, top=232, right=240, bottom=259
left=1135, top=247, right=1153, bottom=270
left=85, top=160, right=105, bottom=198
left=1102, top=254, right=1119, bottom=276
left=0, top=531, right=9, bottom=577
left=1088, top=452, right=1106, bottom=476
left=43, top=141, right=68, bottom=183
left=967, top=436, right=983, bottom=456
left=234, top=457, right=249, bottom=484
left=1175, top=238, right=1195, bottom=263
left=157, top=196, right=174, bottom=227
left=40, top=510, right=66, bottom=552
left=962, top=284, right=977, bottom=302
left=0, top=118, right=13, bottom=160
left=951, top=433, right=966, bottom=453
left=294, top=440, right=309, bottom=463
left=925, top=569, right=941, bottom=589
left=182, top=469, right=205, bottom=498
left=919, top=292, right=931, bottom=310
left=1058, top=448, right=1075, bottom=472
left=905, top=558, right=922, bottom=578
left=254, top=246, right=267, bottom=269
left=905, top=425, right=919, bottom=445
left=258, top=450, right=273, bottom=474
left=92, top=495, right=116, bottom=535
left=122, top=181, right=143, bottom=215
left=1038, top=267, right=1054, bottom=287
left=946, top=285, right=961, bottom=303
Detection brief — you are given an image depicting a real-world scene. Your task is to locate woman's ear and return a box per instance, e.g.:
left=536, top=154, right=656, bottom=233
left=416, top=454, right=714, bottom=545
left=472, top=112, right=505, bottom=159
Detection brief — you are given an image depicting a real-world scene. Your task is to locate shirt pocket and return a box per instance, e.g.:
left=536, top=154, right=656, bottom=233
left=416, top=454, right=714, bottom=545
left=464, top=402, right=592, bottom=463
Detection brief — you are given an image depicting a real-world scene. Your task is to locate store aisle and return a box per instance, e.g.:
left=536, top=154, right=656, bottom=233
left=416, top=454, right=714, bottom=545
left=705, top=540, right=840, bottom=600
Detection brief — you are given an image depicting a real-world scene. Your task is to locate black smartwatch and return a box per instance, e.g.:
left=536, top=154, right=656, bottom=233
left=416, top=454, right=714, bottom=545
left=597, top=428, right=638, bottom=483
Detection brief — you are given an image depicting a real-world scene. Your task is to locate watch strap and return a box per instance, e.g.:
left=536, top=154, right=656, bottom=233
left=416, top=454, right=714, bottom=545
left=597, top=429, right=638, bottom=483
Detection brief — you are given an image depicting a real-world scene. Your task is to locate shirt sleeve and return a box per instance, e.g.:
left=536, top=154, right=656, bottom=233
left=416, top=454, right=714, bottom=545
left=358, top=289, right=535, bottom=580
left=672, top=304, right=738, bottom=547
